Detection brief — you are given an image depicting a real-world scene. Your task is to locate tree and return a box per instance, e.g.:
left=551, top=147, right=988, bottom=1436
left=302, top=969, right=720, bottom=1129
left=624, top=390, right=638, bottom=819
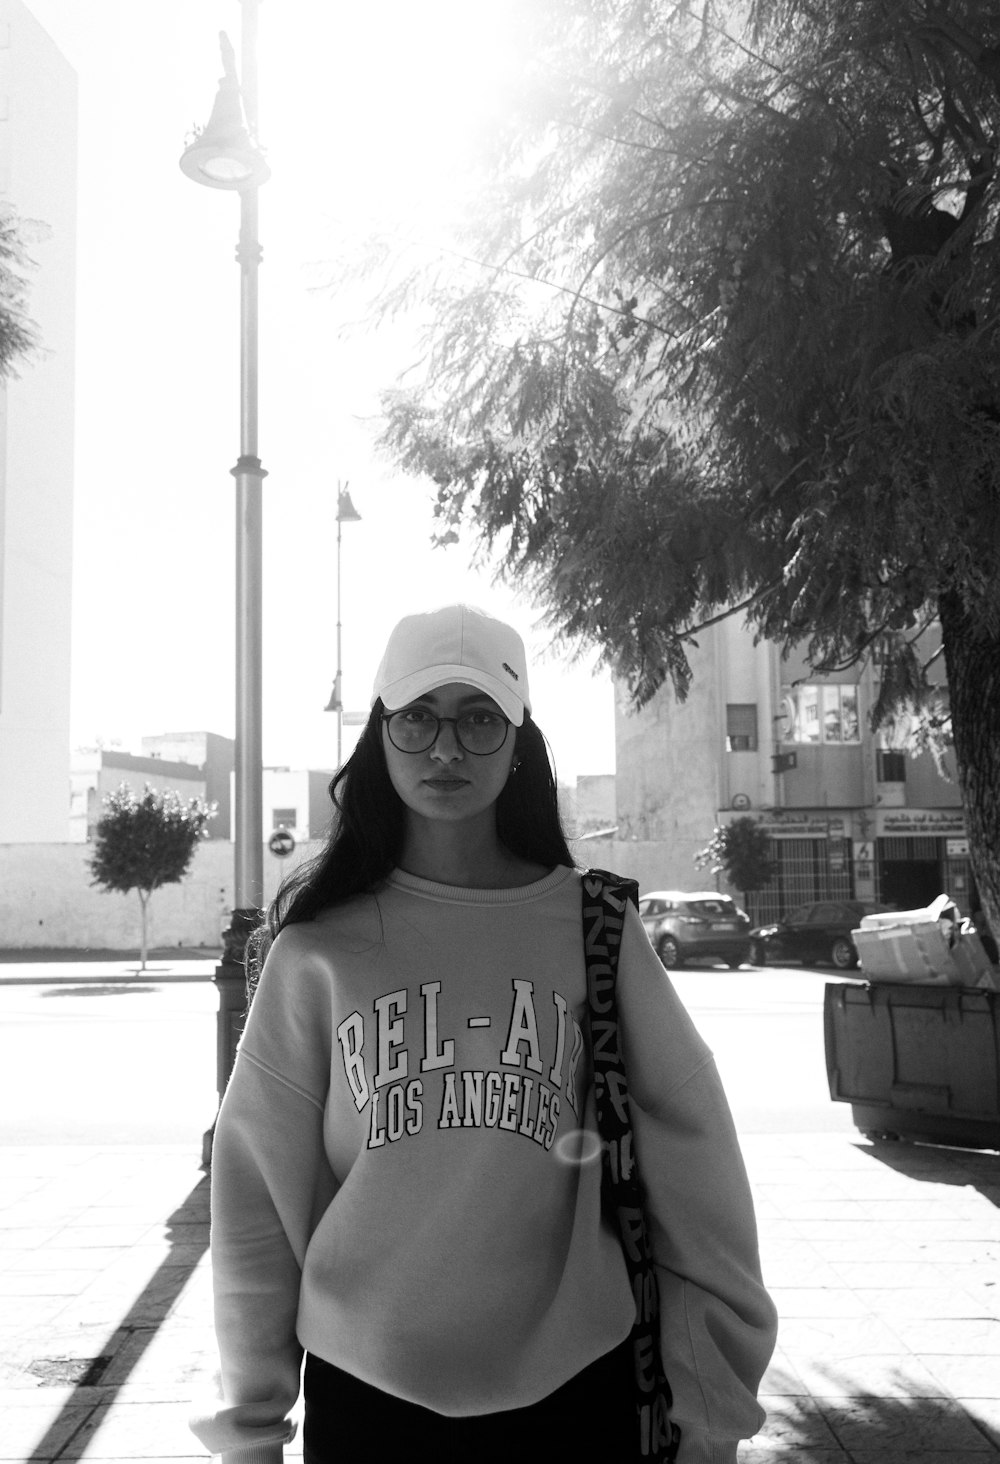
left=0, top=205, right=37, bottom=378
left=367, top=0, right=1000, bottom=931
left=89, top=784, right=216, bottom=969
left=695, top=817, right=776, bottom=907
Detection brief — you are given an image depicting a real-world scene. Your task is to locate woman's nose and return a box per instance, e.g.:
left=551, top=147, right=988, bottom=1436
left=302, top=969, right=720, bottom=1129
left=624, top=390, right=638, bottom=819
left=429, top=720, right=463, bottom=761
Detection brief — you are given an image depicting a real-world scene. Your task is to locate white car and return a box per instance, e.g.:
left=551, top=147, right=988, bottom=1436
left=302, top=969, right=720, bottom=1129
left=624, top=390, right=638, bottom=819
left=638, top=890, right=752, bottom=969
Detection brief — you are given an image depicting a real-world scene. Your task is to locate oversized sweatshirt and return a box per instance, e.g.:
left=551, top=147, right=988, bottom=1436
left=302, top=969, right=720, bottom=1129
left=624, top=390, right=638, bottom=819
left=191, top=865, right=777, bottom=1464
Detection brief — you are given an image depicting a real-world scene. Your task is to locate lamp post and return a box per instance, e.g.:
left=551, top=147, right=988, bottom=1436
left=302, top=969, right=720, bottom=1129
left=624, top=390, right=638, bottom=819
left=324, top=483, right=362, bottom=766
left=180, top=3, right=269, bottom=1144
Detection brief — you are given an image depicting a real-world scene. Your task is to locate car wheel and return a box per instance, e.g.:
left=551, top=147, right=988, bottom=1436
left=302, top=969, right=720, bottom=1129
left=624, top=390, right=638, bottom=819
left=830, top=937, right=858, bottom=970
left=657, top=936, right=683, bottom=969
left=750, top=941, right=766, bottom=967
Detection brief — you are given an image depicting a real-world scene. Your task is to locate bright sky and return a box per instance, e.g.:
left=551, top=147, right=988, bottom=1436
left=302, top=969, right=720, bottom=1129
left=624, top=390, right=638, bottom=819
left=24, top=0, right=615, bottom=783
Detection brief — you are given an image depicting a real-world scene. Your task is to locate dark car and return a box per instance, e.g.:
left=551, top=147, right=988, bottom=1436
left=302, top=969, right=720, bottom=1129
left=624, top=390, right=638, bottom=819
left=638, top=890, right=752, bottom=969
left=749, top=900, right=894, bottom=970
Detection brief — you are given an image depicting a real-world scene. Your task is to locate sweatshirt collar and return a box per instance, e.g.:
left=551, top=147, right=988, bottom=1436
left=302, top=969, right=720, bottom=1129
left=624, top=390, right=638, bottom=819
left=385, top=864, right=575, bottom=906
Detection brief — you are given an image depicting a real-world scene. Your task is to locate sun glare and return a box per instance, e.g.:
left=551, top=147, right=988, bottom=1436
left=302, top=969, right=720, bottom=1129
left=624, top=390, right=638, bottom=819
left=260, top=0, right=528, bottom=229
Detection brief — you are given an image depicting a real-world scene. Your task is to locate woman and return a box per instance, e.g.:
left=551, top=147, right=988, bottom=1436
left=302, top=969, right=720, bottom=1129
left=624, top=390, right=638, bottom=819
left=192, top=603, right=777, bottom=1464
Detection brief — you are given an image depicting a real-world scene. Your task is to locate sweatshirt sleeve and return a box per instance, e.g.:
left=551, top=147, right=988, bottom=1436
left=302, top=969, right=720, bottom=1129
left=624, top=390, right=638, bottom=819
left=190, top=931, right=340, bottom=1462
left=616, top=906, right=778, bottom=1464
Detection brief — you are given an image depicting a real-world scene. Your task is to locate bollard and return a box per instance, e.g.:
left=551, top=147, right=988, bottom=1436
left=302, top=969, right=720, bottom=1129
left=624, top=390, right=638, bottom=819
left=202, top=906, right=263, bottom=1167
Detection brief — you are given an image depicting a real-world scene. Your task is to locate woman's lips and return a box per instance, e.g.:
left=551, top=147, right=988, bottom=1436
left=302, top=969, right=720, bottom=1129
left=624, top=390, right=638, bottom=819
left=423, top=776, right=470, bottom=790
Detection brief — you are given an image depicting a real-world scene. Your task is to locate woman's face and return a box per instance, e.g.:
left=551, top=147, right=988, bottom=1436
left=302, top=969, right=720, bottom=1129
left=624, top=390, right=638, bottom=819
left=381, top=682, right=517, bottom=830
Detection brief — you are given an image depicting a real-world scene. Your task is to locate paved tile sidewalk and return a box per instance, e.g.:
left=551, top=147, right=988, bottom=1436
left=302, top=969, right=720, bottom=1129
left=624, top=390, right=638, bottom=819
left=748, top=1133, right=1000, bottom=1462
left=0, top=1133, right=998, bottom=1460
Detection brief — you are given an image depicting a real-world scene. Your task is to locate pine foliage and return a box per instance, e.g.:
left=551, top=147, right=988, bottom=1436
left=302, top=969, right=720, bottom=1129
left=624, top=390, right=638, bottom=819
left=373, top=0, right=1000, bottom=723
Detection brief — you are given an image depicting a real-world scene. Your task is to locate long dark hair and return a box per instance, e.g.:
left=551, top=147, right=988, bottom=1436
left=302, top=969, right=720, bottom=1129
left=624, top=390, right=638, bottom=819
left=247, top=699, right=574, bottom=980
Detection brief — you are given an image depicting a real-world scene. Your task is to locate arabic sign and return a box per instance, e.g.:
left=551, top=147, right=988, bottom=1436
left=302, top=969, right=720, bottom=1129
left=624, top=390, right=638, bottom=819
left=876, top=809, right=966, bottom=837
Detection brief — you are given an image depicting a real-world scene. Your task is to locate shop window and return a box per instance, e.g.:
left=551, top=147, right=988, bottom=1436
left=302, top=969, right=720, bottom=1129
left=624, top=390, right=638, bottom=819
left=877, top=749, right=906, bottom=783
left=780, top=684, right=860, bottom=745
left=726, top=703, right=758, bottom=751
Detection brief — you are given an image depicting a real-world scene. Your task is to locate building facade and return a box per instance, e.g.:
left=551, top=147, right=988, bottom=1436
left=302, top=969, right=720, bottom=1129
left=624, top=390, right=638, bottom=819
left=0, top=2, right=76, bottom=841
left=141, top=730, right=234, bottom=838
left=70, top=731, right=235, bottom=841
left=69, top=748, right=209, bottom=843
left=612, top=616, right=971, bottom=919
left=233, top=767, right=335, bottom=846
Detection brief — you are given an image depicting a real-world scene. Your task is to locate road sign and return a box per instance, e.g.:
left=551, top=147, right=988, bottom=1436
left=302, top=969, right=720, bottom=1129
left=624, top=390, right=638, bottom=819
left=268, top=827, right=295, bottom=857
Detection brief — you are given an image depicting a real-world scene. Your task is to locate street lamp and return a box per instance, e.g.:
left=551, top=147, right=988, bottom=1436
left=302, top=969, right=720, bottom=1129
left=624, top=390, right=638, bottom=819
left=324, top=483, right=362, bottom=767
left=181, top=4, right=268, bottom=1143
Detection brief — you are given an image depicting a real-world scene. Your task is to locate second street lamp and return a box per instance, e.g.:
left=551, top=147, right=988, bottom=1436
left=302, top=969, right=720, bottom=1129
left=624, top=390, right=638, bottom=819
left=325, top=483, right=362, bottom=768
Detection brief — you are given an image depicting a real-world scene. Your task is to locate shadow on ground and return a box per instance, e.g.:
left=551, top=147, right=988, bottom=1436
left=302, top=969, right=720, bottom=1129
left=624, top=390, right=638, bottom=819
left=743, top=1364, right=1000, bottom=1460
left=0, top=948, right=222, bottom=963
left=24, top=1176, right=210, bottom=1463
left=857, top=1135, right=1000, bottom=1208
left=40, top=985, right=161, bottom=998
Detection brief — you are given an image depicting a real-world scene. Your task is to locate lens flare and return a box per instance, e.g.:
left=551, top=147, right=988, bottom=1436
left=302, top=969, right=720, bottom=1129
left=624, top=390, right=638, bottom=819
left=554, top=1128, right=603, bottom=1167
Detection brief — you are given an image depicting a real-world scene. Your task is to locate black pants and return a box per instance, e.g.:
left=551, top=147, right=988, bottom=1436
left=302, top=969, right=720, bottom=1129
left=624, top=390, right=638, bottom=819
left=303, top=1335, right=641, bottom=1463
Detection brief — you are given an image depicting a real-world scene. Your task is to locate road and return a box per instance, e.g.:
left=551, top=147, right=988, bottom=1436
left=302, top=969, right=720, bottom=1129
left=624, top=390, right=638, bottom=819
left=0, top=965, right=859, bottom=1145
left=669, top=964, right=858, bottom=1136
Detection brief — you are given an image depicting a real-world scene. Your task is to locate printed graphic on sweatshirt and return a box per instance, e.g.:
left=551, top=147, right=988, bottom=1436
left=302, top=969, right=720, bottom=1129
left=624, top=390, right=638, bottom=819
left=336, top=979, right=586, bottom=1153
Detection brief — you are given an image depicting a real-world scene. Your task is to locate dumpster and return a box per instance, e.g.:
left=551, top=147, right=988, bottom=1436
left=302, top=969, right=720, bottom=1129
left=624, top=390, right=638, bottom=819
left=824, top=980, right=1000, bottom=1150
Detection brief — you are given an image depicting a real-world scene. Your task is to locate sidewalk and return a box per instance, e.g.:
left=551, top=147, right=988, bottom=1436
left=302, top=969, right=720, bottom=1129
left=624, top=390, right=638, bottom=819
left=0, top=1132, right=998, bottom=1461
left=0, top=953, right=219, bottom=986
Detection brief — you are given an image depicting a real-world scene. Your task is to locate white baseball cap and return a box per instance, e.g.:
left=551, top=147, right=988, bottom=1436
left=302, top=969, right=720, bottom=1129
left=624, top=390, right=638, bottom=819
left=371, top=604, right=530, bottom=726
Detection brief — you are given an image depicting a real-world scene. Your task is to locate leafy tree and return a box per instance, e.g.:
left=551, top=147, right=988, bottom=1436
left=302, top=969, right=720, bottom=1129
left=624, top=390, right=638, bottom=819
left=89, top=784, right=216, bottom=969
left=367, top=0, right=1000, bottom=931
left=695, top=817, right=776, bottom=906
left=0, top=205, right=37, bottom=378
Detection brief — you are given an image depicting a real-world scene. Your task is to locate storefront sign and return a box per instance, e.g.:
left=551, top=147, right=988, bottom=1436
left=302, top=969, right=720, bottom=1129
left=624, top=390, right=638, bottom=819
left=876, top=808, right=966, bottom=837
left=946, top=838, right=970, bottom=857
left=753, top=812, right=846, bottom=839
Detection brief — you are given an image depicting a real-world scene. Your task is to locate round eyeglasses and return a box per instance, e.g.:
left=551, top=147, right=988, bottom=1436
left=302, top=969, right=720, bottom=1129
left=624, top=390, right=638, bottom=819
left=381, top=708, right=512, bottom=756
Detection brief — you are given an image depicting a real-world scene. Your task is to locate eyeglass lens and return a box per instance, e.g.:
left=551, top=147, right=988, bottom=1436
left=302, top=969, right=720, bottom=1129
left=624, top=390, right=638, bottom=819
left=386, top=710, right=509, bottom=755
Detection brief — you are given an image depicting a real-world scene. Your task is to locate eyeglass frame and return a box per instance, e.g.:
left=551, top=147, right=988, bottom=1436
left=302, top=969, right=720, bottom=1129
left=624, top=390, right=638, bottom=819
left=380, top=708, right=514, bottom=756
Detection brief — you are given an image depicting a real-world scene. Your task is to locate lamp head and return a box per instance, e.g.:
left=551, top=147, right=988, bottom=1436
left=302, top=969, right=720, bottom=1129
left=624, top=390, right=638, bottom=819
left=180, top=69, right=269, bottom=190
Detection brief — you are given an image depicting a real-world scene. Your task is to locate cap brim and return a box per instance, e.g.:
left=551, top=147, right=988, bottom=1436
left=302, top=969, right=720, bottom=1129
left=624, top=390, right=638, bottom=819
left=377, top=666, right=526, bottom=725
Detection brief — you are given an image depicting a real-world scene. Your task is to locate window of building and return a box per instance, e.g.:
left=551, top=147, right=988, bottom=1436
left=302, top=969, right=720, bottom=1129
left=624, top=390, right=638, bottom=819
left=780, top=685, right=860, bottom=745
left=726, top=703, right=758, bottom=751
left=877, top=749, right=906, bottom=783
left=272, top=808, right=297, bottom=830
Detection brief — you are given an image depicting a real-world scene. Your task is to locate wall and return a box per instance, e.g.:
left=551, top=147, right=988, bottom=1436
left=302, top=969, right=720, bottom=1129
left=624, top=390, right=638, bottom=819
left=614, top=636, right=721, bottom=890
left=0, top=839, right=323, bottom=950
left=0, top=3, right=76, bottom=840
left=562, top=772, right=616, bottom=839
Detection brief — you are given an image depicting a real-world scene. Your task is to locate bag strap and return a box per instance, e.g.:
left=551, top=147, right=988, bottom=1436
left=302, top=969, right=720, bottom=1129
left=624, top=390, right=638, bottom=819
left=582, top=869, right=681, bottom=1464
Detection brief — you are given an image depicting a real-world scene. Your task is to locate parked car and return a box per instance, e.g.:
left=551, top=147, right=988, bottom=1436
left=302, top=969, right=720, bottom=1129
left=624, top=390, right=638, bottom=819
left=749, top=900, right=894, bottom=970
left=638, top=890, right=752, bottom=969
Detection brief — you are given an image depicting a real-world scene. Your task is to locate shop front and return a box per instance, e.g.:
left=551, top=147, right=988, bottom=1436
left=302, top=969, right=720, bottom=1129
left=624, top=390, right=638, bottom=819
left=874, top=808, right=973, bottom=915
left=726, top=805, right=971, bottom=922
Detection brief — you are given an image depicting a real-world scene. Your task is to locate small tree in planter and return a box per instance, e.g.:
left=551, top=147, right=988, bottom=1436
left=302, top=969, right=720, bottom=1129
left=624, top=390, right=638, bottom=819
left=695, top=817, right=776, bottom=913
left=89, top=783, right=216, bottom=969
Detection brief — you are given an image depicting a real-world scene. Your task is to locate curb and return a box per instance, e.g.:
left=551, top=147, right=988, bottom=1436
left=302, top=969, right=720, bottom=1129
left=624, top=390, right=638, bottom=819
left=0, top=970, right=218, bottom=986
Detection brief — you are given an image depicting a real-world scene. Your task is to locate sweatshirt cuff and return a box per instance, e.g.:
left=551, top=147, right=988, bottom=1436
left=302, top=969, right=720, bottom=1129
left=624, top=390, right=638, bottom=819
left=220, top=1446, right=285, bottom=1464
left=676, top=1428, right=741, bottom=1464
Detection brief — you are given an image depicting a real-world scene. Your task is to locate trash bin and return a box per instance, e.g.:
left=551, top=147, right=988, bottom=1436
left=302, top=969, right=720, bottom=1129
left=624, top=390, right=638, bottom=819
left=824, top=980, right=1000, bottom=1150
